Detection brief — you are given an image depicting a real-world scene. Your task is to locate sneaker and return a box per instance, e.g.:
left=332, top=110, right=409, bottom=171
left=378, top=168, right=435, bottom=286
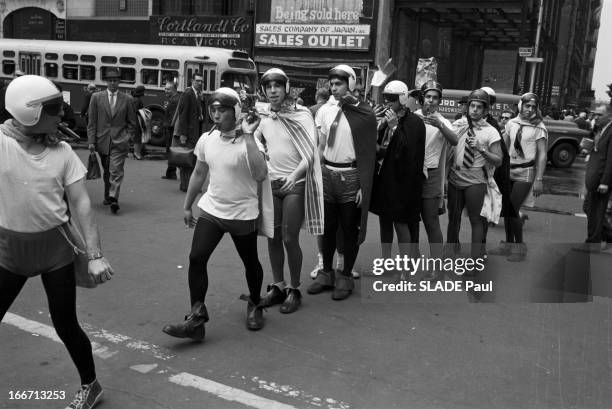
left=65, top=379, right=103, bottom=409
left=350, top=269, right=360, bottom=279
left=310, top=260, right=323, bottom=279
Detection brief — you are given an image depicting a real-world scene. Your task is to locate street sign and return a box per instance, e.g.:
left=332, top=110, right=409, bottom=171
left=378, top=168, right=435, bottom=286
left=525, top=57, right=544, bottom=63
left=519, top=47, right=533, bottom=57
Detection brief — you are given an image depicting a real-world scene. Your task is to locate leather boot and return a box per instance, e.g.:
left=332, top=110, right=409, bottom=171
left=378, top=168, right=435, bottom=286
left=332, top=273, right=354, bottom=301
left=162, top=302, right=209, bottom=341
left=279, top=288, right=302, bottom=314
left=260, top=284, right=286, bottom=307
left=246, top=298, right=264, bottom=331
left=307, top=269, right=335, bottom=294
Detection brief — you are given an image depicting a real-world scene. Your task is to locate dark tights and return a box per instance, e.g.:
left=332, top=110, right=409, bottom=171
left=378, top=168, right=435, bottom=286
left=378, top=217, right=413, bottom=259
left=503, top=181, right=533, bottom=243
left=0, top=263, right=96, bottom=385
left=321, top=201, right=360, bottom=276
left=188, top=218, right=263, bottom=306
left=447, top=183, right=487, bottom=258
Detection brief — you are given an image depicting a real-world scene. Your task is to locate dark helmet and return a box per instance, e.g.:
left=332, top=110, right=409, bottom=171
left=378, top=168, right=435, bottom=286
left=467, top=89, right=490, bottom=108
left=420, top=80, right=443, bottom=97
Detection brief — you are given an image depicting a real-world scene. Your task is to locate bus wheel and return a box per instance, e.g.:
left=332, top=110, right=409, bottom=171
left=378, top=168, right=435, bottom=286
left=550, top=142, right=576, bottom=168
left=148, top=110, right=166, bottom=146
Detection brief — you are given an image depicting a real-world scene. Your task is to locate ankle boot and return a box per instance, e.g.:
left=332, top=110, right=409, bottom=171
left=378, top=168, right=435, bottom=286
left=246, top=298, right=264, bottom=331
left=162, top=302, right=209, bottom=341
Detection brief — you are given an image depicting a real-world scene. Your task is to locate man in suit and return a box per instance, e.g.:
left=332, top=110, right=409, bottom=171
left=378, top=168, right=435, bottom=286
left=580, top=104, right=612, bottom=250
left=162, top=81, right=180, bottom=180
left=87, top=68, right=137, bottom=214
left=173, top=73, right=204, bottom=191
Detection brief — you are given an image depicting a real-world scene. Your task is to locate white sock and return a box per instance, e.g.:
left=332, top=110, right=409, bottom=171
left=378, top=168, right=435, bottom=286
left=336, top=253, right=344, bottom=270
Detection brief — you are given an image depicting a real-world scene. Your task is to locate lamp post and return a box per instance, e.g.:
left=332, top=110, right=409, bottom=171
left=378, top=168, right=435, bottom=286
left=528, top=0, right=545, bottom=92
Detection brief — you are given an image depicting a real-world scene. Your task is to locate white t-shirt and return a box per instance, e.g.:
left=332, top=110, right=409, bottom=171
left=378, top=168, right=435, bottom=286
left=415, top=109, right=452, bottom=169
left=315, top=100, right=356, bottom=164
left=505, top=119, right=547, bottom=165
left=0, top=130, right=86, bottom=233
left=195, top=130, right=265, bottom=220
left=255, top=116, right=303, bottom=181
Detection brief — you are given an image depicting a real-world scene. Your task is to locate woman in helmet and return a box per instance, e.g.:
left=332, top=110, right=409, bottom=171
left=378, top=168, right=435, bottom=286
left=413, top=81, right=458, bottom=279
left=370, top=80, right=426, bottom=265
left=163, top=87, right=271, bottom=339
left=493, top=92, right=547, bottom=261
left=255, top=68, right=323, bottom=314
left=0, top=75, right=114, bottom=409
left=446, top=89, right=503, bottom=261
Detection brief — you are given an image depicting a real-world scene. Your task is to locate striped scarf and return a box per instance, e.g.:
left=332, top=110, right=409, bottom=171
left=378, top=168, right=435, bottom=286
left=266, top=104, right=324, bottom=235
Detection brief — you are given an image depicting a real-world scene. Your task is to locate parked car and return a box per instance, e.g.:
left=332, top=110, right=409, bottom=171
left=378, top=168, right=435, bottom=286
left=439, top=89, right=591, bottom=168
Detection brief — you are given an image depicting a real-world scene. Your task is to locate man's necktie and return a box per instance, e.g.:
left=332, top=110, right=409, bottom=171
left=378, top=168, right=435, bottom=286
left=326, top=104, right=344, bottom=147
left=462, top=130, right=475, bottom=168
left=513, top=125, right=525, bottom=158
left=110, top=93, right=116, bottom=115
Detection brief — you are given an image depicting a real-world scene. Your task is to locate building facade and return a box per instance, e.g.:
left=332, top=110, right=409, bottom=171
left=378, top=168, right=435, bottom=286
left=0, top=0, right=601, bottom=108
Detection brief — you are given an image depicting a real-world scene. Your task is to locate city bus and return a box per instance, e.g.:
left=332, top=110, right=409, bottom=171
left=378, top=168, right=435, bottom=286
left=0, top=39, right=257, bottom=145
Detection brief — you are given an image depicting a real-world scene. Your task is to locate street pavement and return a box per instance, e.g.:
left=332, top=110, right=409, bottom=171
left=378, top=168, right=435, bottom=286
left=1, top=150, right=611, bottom=409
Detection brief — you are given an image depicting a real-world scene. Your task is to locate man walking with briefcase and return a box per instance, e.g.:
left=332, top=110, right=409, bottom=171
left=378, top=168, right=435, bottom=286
left=171, top=73, right=205, bottom=192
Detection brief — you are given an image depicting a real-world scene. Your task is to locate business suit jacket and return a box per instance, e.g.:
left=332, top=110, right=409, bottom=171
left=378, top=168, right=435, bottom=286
left=586, top=122, right=612, bottom=192
left=87, top=90, right=137, bottom=156
left=174, top=87, right=203, bottom=147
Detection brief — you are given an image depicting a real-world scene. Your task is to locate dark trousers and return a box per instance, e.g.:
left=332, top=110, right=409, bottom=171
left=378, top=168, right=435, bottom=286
left=188, top=217, right=263, bottom=306
left=0, top=263, right=96, bottom=385
left=164, top=127, right=176, bottom=176
left=585, top=189, right=611, bottom=243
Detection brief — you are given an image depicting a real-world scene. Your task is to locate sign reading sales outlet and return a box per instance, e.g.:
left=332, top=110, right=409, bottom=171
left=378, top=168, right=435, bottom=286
left=255, top=24, right=370, bottom=50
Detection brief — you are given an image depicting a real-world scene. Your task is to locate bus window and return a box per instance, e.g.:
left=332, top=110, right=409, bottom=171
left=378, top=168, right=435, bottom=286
left=44, top=62, right=58, bottom=78
left=142, top=58, right=159, bottom=66
left=80, top=65, right=95, bottom=81
left=63, top=64, right=78, bottom=80
left=141, top=69, right=158, bottom=86
left=120, top=68, right=136, bottom=83
left=101, top=56, right=117, bottom=64
left=2, top=60, right=15, bottom=75
left=3, top=50, right=15, bottom=58
left=162, top=59, right=179, bottom=69
left=119, top=57, right=136, bottom=65
left=209, top=70, right=215, bottom=90
left=63, top=54, right=78, bottom=61
left=81, top=55, right=96, bottom=62
left=45, top=53, right=58, bottom=60
left=220, top=72, right=253, bottom=94
left=161, top=70, right=178, bottom=85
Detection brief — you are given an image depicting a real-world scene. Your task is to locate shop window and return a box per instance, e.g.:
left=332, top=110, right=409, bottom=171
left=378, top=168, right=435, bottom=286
left=45, top=53, right=58, bottom=60
left=62, top=64, right=78, bottom=80
left=3, top=50, right=15, bottom=58
left=120, top=68, right=136, bottom=83
left=119, top=57, right=136, bottom=65
left=101, top=56, right=117, bottom=64
left=81, top=55, right=96, bottom=62
left=142, top=58, right=159, bottom=66
left=161, top=70, right=179, bottom=85
left=161, top=59, right=179, bottom=69
left=141, top=69, right=159, bottom=86
left=2, top=60, right=15, bottom=75
left=44, top=63, right=58, bottom=78
left=80, top=65, right=95, bottom=81
left=63, top=54, right=78, bottom=62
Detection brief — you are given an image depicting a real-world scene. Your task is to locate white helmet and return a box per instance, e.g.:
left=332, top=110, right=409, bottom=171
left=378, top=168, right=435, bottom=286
left=6, top=75, right=62, bottom=126
left=329, top=64, right=357, bottom=91
left=480, top=86, right=496, bottom=105
left=209, top=87, right=242, bottom=124
left=383, top=80, right=410, bottom=106
left=261, top=68, right=290, bottom=94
